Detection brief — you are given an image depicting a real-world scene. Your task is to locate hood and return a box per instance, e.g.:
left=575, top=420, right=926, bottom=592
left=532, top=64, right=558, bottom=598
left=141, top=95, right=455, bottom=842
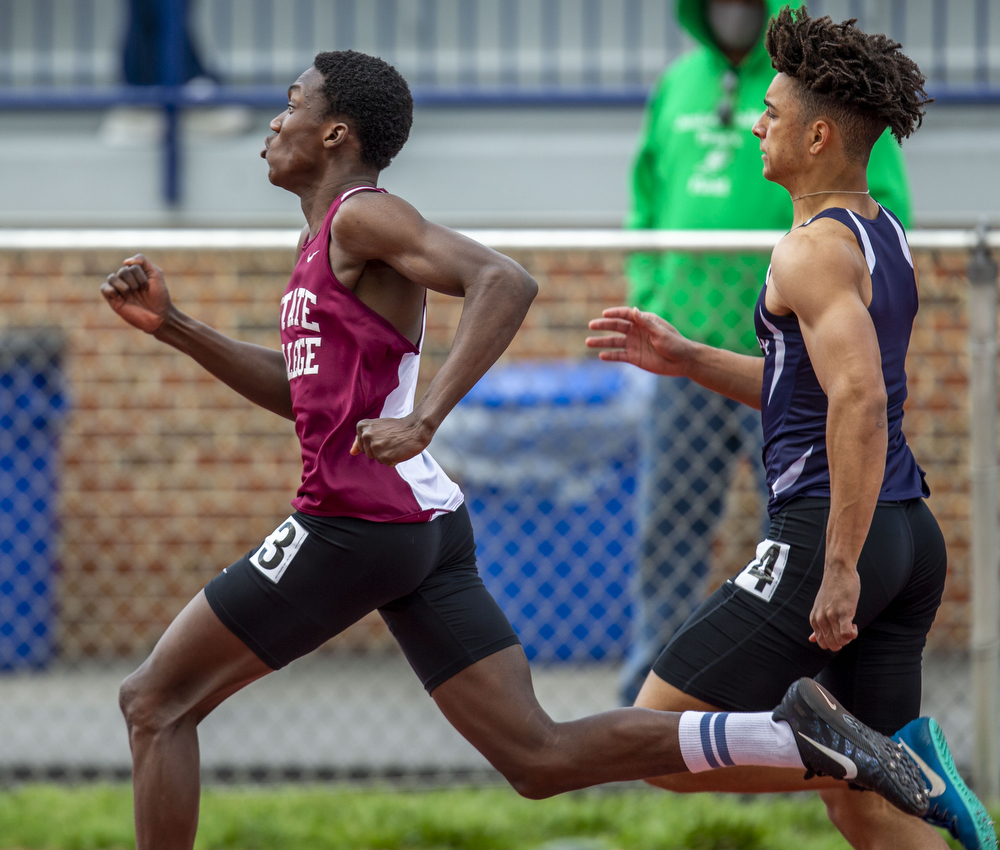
left=677, top=0, right=802, bottom=66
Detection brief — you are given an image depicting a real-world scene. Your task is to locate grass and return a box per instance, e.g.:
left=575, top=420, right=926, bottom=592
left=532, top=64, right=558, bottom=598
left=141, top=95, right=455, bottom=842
left=0, top=783, right=977, bottom=850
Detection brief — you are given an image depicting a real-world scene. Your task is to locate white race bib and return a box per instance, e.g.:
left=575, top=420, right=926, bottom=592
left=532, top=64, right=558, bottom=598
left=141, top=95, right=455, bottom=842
left=250, top=516, right=309, bottom=584
left=733, top=539, right=790, bottom=603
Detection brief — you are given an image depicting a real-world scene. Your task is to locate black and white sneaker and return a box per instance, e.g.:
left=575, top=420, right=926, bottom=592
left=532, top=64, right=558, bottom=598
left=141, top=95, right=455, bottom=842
left=773, top=678, right=930, bottom=818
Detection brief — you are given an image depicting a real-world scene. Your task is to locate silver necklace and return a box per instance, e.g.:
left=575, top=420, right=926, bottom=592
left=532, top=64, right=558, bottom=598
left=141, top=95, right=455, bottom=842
left=791, top=189, right=871, bottom=201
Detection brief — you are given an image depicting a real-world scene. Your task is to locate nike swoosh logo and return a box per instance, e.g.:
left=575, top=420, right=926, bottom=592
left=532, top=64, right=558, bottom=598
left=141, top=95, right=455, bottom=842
left=307, top=250, right=319, bottom=262
left=798, top=733, right=858, bottom=780
left=820, top=690, right=838, bottom=711
left=899, top=740, right=946, bottom=797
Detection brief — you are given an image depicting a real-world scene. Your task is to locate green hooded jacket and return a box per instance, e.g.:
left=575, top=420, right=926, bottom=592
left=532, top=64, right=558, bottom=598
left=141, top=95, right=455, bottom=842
left=626, top=0, right=913, bottom=355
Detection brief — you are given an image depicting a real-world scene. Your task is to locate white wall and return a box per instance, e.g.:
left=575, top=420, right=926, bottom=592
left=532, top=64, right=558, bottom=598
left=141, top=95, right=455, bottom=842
left=0, top=102, right=997, bottom=228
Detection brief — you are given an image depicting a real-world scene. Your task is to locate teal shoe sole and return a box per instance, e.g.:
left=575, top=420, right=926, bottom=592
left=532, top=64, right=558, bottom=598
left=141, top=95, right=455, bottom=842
left=926, top=718, right=996, bottom=850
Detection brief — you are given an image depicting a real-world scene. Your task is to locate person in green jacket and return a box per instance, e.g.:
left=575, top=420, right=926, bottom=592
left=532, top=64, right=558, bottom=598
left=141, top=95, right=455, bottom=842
left=619, top=0, right=912, bottom=705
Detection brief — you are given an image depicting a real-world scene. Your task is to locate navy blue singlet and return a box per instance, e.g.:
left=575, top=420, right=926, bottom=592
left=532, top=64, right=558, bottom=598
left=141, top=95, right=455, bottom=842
left=753, top=205, right=929, bottom=516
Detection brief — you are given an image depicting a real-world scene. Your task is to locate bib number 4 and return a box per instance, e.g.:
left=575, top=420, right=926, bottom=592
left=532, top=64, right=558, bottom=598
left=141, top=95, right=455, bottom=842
left=250, top=515, right=309, bottom=583
left=734, top=539, right=790, bottom=603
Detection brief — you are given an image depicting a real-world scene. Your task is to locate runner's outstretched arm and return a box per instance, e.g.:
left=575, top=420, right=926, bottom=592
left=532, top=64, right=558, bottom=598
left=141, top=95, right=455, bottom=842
left=101, top=252, right=295, bottom=420
left=334, top=193, right=537, bottom=467
left=586, top=306, right=764, bottom=409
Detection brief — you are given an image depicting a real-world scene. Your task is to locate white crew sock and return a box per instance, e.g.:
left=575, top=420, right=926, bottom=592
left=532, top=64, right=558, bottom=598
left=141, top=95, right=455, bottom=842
left=678, top=710, right=805, bottom=773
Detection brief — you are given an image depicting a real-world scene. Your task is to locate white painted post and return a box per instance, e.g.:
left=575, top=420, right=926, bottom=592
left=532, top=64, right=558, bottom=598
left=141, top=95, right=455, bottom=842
left=968, top=224, right=1000, bottom=801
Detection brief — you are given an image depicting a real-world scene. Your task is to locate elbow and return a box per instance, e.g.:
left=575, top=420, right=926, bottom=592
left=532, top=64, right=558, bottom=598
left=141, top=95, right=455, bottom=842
left=482, top=257, right=538, bottom=309
left=870, top=394, right=889, bottom=435
left=831, top=379, right=887, bottom=427
left=505, top=262, right=538, bottom=308
left=862, top=382, right=888, bottom=422
left=874, top=388, right=888, bottom=417
left=521, top=270, right=539, bottom=305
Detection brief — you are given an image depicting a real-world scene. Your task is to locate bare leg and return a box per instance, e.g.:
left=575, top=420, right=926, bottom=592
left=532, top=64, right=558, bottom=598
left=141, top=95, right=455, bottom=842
left=635, top=671, right=948, bottom=849
left=431, top=644, right=687, bottom=798
left=634, top=671, right=839, bottom=793
left=118, top=591, right=273, bottom=850
left=821, top=787, right=949, bottom=850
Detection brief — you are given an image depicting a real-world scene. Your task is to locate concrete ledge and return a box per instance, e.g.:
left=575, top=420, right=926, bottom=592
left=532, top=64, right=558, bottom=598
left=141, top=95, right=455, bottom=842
left=0, top=228, right=995, bottom=252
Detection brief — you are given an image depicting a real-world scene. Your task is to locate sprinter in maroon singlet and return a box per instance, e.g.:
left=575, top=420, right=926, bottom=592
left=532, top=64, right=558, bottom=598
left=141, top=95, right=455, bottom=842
left=102, top=50, right=928, bottom=850
left=282, top=183, right=463, bottom=522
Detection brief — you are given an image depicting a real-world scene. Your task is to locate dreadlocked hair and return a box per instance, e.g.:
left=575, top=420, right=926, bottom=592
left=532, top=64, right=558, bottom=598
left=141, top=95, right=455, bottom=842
left=765, top=6, right=931, bottom=162
left=313, top=50, right=413, bottom=171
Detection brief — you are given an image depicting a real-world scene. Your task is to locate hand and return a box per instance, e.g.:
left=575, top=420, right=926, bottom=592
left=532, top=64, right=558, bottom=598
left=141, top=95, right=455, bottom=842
left=101, top=254, right=172, bottom=333
left=350, top=413, right=432, bottom=467
left=809, top=566, right=861, bottom=651
left=586, top=307, right=694, bottom=376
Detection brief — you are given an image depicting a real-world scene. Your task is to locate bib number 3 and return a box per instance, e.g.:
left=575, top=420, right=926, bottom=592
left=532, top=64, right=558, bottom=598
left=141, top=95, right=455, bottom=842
left=734, top=539, right=790, bottom=603
left=250, top=515, right=308, bottom=583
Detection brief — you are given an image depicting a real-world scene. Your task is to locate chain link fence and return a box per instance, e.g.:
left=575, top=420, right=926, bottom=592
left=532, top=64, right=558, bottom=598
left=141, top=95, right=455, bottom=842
left=0, top=330, right=66, bottom=672
left=0, top=230, right=995, bottom=790
left=434, top=361, right=651, bottom=665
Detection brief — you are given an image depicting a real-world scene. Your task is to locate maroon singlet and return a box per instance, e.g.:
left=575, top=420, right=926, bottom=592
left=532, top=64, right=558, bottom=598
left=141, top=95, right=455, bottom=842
left=281, top=186, right=463, bottom=522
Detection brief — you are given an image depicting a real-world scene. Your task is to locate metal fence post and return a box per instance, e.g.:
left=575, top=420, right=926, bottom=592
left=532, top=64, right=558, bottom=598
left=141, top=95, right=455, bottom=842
left=159, top=0, right=186, bottom=206
left=968, top=224, right=1000, bottom=801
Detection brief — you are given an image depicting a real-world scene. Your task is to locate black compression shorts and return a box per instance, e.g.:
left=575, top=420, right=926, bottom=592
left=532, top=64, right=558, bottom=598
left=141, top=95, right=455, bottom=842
left=203, top=502, right=520, bottom=692
left=652, top=497, right=947, bottom=735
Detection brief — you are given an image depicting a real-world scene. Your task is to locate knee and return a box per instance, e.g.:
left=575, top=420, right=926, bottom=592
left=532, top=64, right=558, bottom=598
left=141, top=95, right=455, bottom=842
left=820, top=787, right=851, bottom=832
left=118, top=670, right=150, bottom=730
left=118, top=669, right=176, bottom=737
left=508, top=774, right=553, bottom=801
left=496, top=731, right=565, bottom=800
left=502, top=753, right=561, bottom=800
left=819, top=786, right=885, bottom=840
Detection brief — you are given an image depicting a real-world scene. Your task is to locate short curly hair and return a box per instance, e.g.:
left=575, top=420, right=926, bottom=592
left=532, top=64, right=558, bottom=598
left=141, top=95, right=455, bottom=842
left=765, top=6, right=931, bottom=162
left=312, top=50, right=413, bottom=171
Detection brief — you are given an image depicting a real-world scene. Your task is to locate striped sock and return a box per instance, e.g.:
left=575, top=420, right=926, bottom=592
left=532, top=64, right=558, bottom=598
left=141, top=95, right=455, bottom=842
left=677, top=711, right=805, bottom=773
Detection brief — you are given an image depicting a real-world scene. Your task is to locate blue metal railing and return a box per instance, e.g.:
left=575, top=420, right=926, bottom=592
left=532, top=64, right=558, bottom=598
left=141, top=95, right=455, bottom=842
left=1, top=0, right=997, bottom=205
left=3, top=0, right=996, bottom=92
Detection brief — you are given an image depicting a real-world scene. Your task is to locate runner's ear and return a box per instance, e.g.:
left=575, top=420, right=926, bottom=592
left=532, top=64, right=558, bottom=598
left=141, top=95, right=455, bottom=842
left=322, top=121, right=350, bottom=149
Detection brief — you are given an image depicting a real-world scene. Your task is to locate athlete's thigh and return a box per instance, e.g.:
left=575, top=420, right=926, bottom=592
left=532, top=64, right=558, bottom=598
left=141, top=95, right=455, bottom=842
left=380, top=503, right=520, bottom=693
left=650, top=499, right=833, bottom=712
left=204, top=511, right=442, bottom=671
left=815, top=620, right=927, bottom=735
left=126, top=590, right=273, bottom=723
left=430, top=644, right=545, bottom=763
left=817, top=499, right=947, bottom=734
left=635, top=669, right=719, bottom=712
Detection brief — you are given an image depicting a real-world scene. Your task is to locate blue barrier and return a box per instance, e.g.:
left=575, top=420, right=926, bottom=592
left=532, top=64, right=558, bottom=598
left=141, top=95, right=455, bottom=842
left=434, top=361, right=653, bottom=662
left=0, top=331, right=66, bottom=669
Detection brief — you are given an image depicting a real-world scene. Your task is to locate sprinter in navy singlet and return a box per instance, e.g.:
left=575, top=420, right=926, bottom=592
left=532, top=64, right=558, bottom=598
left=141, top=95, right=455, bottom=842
left=587, top=8, right=994, bottom=850
left=756, top=204, right=929, bottom=516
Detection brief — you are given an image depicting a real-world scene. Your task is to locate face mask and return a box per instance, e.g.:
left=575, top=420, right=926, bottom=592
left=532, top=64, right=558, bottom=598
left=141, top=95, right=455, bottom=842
left=707, top=0, right=766, bottom=53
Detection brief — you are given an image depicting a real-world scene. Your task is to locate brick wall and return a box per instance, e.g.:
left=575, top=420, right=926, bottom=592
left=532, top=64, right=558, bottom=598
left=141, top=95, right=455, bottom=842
left=0, top=245, right=980, bottom=658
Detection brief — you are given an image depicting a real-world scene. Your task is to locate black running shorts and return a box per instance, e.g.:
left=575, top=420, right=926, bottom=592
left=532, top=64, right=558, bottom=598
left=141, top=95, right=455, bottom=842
left=203, top=503, right=520, bottom=692
left=652, top=497, right=947, bottom=735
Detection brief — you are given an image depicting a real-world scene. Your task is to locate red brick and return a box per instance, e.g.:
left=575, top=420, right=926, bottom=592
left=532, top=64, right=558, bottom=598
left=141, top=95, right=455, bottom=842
left=0, top=244, right=985, bottom=655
